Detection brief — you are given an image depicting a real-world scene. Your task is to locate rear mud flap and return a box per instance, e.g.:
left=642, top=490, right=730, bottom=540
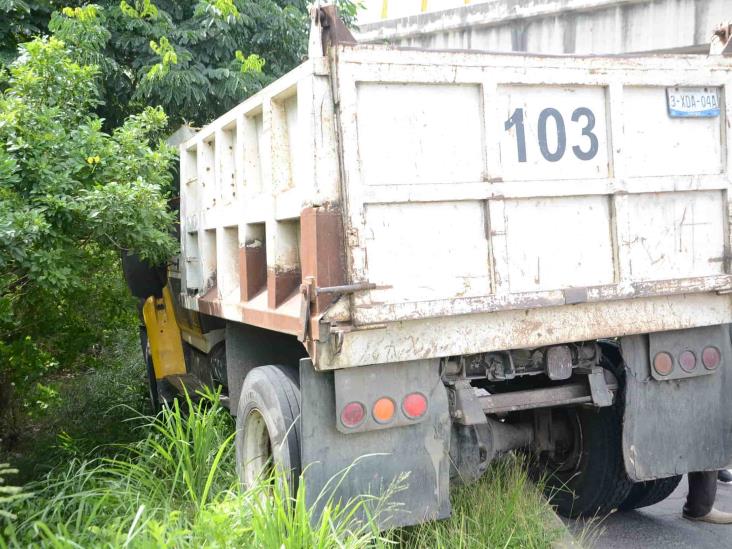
left=299, top=358, right=451, bottom=528
left=621, top=324, right=732, bottom=481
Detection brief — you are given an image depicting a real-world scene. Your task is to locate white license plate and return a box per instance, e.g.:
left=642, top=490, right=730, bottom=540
left=666, top=87, right=720, bottom=118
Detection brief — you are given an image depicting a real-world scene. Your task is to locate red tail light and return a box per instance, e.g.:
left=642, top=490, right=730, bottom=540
left=340, top=402, right=365, bottom=428
left=653, top=352, right=674, bottom=376
left=402, top=392, right=428, bottom=419
left=702, top=346, right=721, bottom=370
left=678, top=350, right=697, bottom=372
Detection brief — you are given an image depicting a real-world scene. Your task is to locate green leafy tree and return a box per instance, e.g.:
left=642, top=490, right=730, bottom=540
left=2, top=1, right=358, bottom=128
left=0, top=1, right=58, bottom=65
left=0, top=0, right=359, bottom=434
left=0, top=6, right=177, bottom=428
left=106, top=0, right=358, bottom=127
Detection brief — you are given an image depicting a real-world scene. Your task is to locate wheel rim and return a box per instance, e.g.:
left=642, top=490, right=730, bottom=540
left=547, top=409, right=584, bottom=474
left=242, top=408, right=273, bottom=487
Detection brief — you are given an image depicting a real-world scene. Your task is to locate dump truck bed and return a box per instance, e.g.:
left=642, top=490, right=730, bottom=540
left=178, top=43, right=732, bottom=369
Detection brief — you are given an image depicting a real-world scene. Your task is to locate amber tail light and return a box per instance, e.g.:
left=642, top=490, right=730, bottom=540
left=653, top=352, right=674, bottom=376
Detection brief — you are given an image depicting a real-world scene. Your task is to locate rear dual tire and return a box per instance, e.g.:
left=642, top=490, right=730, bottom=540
left=532, top=405, right=633, bottom=518
left=619, top=475, right=683, bottom=511
left=235, top=365, right=302, bottom=491
left=533, top=346, right=679, bottom=517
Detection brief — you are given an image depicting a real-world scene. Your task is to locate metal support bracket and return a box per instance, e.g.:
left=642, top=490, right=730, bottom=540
left=478, top=374, right=618, bottom=415
left=712, top=24, right=732, bottom=56
left=299, top=279, right=377, bottom=342
left=448, top=380, right=488, bottom=425
left=316, top=282, right=376, bottom=295
left=298, top=278, right=314, bottom=342
left=317, top=5, right=357, bottom=56
left=586, top=367, right=614, bottom=407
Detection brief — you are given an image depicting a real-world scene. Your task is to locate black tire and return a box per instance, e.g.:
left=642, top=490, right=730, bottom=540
left=209, top=342, right=228, bottom=389
left=121, top=251, right=167, bottom=299
left=619, top=475, right=683, bottom=511
left=531, top=346, right=634, bottom=518
left=236, top=365, right=301, bottom=491
left=533, top=404, right=633, bottom=518
left=597, top=341, right=683, bottom=513
left=139, top=326, right=161, bottom=413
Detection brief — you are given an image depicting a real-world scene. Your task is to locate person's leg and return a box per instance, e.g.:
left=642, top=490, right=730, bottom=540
left=684, top=471, right=717, bottom=518
left=683, top=471, right=732, bottom=523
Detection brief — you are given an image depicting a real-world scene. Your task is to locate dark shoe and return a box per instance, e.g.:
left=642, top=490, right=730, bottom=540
left=683, top=508, right=732, bottom=524
left=719, top=470, right=732, bottom=484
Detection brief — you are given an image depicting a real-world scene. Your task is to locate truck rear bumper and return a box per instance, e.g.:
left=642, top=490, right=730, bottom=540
left=318, top=293, right=732, bottom=369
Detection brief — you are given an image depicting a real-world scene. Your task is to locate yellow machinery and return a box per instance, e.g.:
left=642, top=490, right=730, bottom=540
left=142, top=286, right=186, bottom=380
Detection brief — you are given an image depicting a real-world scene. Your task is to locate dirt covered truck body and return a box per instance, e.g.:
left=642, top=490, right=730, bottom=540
left=153, top=9, right=732, bottom=526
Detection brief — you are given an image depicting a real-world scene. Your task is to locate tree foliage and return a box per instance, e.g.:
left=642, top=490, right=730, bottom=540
left=3, top=0, right=358, bottom=128
left=0, top=0, right=358, bottom=428
left=0, top=0, right=58, bottom=65
left=0, top=6, right=177, bottom=422
left=104, top=0, right=357, bottom=127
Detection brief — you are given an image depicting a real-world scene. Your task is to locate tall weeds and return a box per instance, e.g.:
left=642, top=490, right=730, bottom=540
left=395, top=455, right=562, bottom=548
left=1, top=391, right=393, bottom=548
left=0, top=464, right=26, bottom=521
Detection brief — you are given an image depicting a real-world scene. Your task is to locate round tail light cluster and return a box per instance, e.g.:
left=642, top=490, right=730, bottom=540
left=340, top=392, right=428, bottom=429
left=653, top=347, right=722, bottom=376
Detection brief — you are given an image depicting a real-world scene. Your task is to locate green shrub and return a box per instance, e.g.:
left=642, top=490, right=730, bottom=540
left=0, top=5, right=176, bottom=431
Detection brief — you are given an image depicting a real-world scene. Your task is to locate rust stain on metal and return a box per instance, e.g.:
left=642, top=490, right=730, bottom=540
left=318, top=5, right=357, bottom=56
left=240, top=243, right=266, bottom=301
left=300, top=206, right=347, bottom=315
left=267, top=267, right=301, bottom=309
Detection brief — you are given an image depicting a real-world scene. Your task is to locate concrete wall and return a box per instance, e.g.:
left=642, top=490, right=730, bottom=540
left=355, top=0, right=730, bottom=54
left=357, top=0, right=496, bottom=25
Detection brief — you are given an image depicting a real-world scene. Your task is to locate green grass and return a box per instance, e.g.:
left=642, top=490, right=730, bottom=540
left=1, top=390, right=396, bottom=548
left=396, top=457, right=562, bottom=548
left=0, top=329, right=564, bottom=548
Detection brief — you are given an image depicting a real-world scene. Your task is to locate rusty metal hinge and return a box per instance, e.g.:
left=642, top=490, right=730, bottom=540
left=298, top=280, right=378, bottom=342
left=298, top=279, right=314, bottom=343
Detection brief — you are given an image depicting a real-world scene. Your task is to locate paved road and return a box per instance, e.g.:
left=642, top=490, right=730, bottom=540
left=567, top=479, right=732, bottom=548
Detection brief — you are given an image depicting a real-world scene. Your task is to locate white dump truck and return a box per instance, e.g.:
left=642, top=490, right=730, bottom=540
left=127, top=8, right=732, bottom=526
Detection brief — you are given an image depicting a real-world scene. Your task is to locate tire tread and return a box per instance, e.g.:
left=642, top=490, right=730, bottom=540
left=236, top=364, right=302, bottom=490
left=619, top=475, right=683, bottom=511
